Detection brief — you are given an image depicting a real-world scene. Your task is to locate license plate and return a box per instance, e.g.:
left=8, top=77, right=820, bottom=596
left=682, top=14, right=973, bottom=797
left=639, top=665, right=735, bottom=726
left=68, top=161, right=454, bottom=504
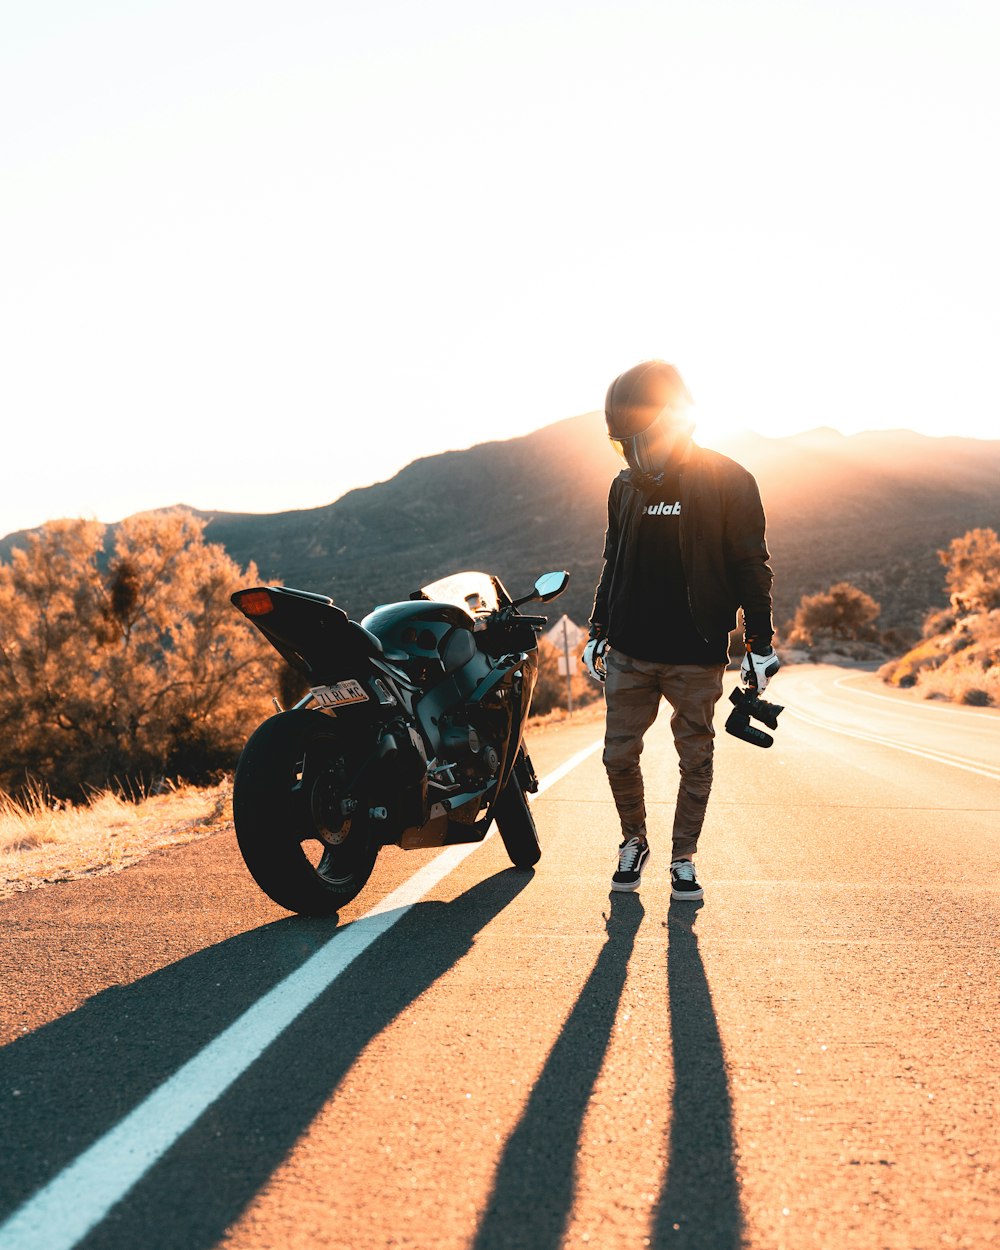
left=311, top=679, right=369, bottom=709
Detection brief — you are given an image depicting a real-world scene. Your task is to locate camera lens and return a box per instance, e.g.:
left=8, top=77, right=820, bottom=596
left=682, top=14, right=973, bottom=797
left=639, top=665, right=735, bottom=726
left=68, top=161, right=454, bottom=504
left=751, top=697, right=783, bottom=731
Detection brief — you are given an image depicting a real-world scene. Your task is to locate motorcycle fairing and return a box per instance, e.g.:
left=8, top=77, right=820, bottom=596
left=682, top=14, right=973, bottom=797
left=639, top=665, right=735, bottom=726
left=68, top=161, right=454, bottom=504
left=232, top=586, right=383, bottom=683
left=390, top=649, right=535, bottom=849
left=439, top=649, right=539, bottom=846
left=417, top=570, right=503, bottom=615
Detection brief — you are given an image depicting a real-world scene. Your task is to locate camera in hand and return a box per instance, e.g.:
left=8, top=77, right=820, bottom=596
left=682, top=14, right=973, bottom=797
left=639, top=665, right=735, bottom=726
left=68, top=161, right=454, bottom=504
left=724, top=686, right=784, bottom=748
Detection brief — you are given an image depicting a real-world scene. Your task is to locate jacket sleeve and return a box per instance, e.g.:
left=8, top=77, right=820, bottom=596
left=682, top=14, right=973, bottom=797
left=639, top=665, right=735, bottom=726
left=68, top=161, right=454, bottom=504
left=724, top=468, right=775, bottom=650
left=589, top=481, right=620, bottom=636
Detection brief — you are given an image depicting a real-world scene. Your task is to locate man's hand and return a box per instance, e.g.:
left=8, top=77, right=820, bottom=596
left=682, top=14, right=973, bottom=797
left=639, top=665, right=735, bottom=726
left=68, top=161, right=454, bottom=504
left=740, top=647, right=780, bottom=693
left=582, top=637, right=610, bottom=683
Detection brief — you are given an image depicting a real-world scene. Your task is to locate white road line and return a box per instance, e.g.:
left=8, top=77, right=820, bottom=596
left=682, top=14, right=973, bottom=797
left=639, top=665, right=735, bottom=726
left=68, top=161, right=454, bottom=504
left=530, top=737, right=604, bottom=797
left=785, top=706, right=1000, bottom=782
left=832, top=673, right=1000, bottom=722
left=0, top=738, right=603, bottom=1250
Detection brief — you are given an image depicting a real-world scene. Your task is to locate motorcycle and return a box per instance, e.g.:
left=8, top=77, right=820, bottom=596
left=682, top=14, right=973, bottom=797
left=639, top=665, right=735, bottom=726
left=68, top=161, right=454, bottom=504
left=230, top=567, right=570, bottom=915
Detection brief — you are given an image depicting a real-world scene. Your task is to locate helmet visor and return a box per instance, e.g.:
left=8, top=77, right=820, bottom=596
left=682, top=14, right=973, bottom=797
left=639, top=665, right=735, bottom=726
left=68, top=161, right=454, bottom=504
left=608, top=415, right=668, bottom=476
left=608, top=404, right=693, bottom=475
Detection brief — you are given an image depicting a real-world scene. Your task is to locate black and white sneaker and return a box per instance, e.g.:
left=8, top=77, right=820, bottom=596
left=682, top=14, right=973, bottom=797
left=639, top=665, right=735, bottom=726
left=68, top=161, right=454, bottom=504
left=612, top=837, right=650, bottom=892
left=670, top=859, right=704, bottom=900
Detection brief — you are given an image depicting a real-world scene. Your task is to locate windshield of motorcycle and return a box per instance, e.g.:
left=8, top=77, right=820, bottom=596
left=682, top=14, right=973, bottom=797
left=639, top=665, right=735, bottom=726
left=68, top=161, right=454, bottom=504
left=420, top=571, right=499, bottom=616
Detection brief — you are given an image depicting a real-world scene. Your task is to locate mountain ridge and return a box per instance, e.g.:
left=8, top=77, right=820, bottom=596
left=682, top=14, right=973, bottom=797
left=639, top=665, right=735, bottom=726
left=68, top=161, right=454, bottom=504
left=3, top=418, right=998, bottom=638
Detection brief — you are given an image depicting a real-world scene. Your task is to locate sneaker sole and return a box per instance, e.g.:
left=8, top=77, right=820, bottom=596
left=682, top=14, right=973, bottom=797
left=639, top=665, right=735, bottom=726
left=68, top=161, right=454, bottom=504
left=670, top=885, right=704, bottom=900
left=611, top=877, right=643, bottom=892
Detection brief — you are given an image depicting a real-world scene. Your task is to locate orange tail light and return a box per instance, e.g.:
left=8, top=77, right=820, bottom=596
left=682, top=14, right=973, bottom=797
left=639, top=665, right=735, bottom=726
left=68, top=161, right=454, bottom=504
left=237, top=589, right=275, bottom=617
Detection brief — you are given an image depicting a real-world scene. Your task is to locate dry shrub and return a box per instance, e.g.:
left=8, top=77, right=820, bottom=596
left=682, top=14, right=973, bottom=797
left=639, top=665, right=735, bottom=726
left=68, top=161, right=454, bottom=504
left=939, top=527, right=1000, bottom=615
left=0, top=513, right=278, bottom=798
left=531, top=636, right=602, bottom=717
left=881, top=527, right=1000, bottom=707
left=883, top=608, right=1000, bottom=706
left=914, top=660, right=1000, bottom=707
left=786, top=582, right=884, bottom=655
left=880, top=636, right=949, bottom=688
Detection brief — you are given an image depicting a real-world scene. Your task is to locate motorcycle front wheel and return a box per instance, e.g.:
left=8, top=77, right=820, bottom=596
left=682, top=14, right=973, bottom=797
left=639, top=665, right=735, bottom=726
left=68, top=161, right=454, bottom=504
left=493, top=775, right=541, bottom=869
left=233, top=709, right=378, bottom=916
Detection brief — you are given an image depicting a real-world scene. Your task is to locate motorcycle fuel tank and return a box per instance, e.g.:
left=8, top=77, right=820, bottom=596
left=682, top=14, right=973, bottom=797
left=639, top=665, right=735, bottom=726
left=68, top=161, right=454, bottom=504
left=362, top=601, right=478, bottom=674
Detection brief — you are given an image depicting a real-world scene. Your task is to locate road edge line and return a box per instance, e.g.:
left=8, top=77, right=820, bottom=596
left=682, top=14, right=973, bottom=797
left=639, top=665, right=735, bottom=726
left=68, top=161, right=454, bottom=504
left=785, top=706, right=1000, bottom=781
left=832, top=673, right=1000, bottom=721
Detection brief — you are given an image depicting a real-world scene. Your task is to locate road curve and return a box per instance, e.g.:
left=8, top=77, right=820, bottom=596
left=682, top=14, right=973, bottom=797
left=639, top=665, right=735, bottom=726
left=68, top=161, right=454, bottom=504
left=0, top=668, right=997, bottom=1250
left=778, top=663, right=1000, bottom=781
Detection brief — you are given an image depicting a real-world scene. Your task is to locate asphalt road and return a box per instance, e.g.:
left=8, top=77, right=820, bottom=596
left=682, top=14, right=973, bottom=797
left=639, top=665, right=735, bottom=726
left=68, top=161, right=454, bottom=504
left=0, top=664, right=997, bottom=1250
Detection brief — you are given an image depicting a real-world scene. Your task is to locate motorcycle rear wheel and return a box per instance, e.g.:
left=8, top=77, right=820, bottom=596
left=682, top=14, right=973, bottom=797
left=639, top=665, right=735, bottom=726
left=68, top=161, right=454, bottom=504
left=233, top=709, right=378, bottom=916
left=493, top=775, right=541, bottom=868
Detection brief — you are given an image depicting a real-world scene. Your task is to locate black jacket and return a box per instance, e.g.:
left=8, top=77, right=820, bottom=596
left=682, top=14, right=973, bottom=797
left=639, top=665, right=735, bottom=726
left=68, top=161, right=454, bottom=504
left=590, top=442, right=774, bottom=650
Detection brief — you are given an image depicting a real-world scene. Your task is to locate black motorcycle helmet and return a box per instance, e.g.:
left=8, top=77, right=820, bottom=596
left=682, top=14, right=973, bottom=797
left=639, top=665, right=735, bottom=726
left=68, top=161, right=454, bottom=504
left=605, top=360, right=694, bottom=477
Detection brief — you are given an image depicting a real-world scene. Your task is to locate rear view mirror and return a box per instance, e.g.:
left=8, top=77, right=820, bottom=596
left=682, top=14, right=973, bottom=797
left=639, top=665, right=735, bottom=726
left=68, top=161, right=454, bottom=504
left=512, top=570, right=570, bottom=609
left=533, top=571, right=570, bottom=602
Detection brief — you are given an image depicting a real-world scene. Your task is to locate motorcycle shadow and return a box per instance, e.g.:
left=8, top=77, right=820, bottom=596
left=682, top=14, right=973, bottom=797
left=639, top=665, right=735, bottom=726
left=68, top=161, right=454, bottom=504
left=0, top=866, right=534, bottom=1247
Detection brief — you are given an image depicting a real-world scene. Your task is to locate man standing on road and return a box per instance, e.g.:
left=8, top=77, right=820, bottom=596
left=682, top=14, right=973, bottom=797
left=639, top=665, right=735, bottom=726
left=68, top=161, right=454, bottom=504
left=583, top=361, right=778, bottom=899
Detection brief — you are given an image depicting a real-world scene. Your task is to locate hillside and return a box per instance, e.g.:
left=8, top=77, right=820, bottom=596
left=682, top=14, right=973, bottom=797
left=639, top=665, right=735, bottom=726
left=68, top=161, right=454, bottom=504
left=3, top=417, right=999, bottom=638
left=723, top=425, right=1000, bottom=635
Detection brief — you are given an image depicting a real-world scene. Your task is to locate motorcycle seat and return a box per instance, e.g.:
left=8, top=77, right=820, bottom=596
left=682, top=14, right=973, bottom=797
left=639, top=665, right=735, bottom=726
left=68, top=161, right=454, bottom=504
left=343, top=620, right=408, bottom=662
left=362, top=628, right=408, bottom=663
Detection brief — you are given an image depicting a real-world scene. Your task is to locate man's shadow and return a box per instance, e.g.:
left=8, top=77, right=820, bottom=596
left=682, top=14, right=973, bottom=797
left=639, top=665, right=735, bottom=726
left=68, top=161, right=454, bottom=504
left=0, top=868, right=534, bottom=1250
left=472, top=895, right=742, bottom=1250
left=651, top=899, right=742, bottom=1249
left=472, top=890, right=645, bottom=1250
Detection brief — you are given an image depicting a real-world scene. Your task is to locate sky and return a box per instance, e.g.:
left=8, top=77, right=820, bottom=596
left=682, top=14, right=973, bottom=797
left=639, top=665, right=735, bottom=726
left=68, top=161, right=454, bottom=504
left=2, top=0, right=998, bottom=540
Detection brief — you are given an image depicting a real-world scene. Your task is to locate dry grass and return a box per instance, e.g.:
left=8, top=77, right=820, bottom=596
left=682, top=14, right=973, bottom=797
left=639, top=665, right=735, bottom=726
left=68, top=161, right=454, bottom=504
left=880, top=609, right=1000, bottom=707
left=913, top=659, right=1000, bottom=706
left=0, top=779, right=233, bottom=898
left=526, top=700, right=606, bottom=731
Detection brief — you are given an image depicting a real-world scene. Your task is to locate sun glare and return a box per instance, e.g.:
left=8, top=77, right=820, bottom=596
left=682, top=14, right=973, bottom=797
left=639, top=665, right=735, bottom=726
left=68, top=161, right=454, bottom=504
left=687, top=399, right=753, bottom=448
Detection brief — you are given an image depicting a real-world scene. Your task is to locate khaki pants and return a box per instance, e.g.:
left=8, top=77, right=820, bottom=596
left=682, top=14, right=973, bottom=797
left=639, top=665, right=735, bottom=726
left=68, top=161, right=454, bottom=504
left=603, top=649, right=725, bottom=860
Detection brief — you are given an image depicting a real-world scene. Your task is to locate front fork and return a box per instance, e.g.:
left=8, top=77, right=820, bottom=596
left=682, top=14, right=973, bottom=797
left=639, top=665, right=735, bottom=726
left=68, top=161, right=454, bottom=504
left=513, top=746, right=539, bottom=794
